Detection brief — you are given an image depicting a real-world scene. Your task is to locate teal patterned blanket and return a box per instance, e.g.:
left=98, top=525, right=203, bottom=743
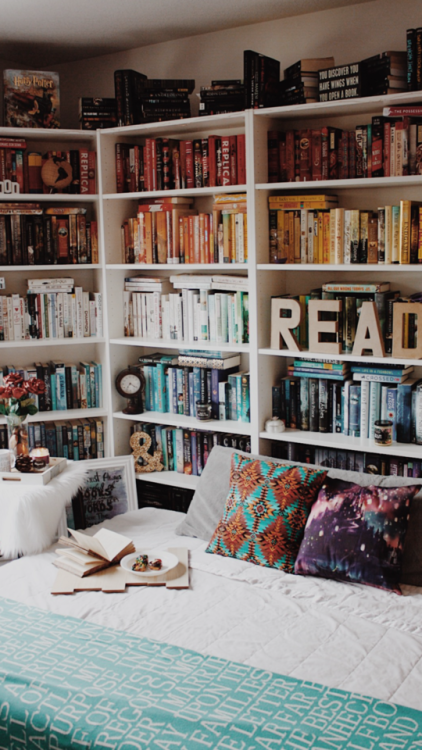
left=0, top=597, right=421, bottom=750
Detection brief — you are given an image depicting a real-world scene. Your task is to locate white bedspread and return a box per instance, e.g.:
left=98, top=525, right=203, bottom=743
left=1, top=507, right=421, bottom=712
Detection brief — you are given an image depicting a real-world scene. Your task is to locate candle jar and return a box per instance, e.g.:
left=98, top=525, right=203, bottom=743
left=30, top=447, right=50, bottom=470
left=265, top=416, right=286, bottom=433
left=196, top=402, right=213, bottom=421
left=374, top=420, right=393, bottom=446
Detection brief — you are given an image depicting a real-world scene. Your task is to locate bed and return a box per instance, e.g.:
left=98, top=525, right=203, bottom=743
left=1, top=448, right=422, bottom=748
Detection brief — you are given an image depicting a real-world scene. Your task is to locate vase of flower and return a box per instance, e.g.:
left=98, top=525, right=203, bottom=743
left=0, top=373, right=46, bottom=464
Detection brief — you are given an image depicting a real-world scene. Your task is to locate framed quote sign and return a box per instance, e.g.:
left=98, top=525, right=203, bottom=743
left=59, top=456, right=137, bottom=534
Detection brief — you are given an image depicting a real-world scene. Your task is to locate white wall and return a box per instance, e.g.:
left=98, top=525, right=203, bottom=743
left=24, top=0, right=422, bottom=127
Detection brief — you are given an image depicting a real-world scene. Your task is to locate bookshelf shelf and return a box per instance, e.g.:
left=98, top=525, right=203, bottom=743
left=257, top=176, right=422, bottom=191
left=0, top=194, right=98, bottom=203
left=258, top=349, right=420, bottom=366
left=103, top=185, right=247, bottom=201
left=106, top=263, right=248, bottom=271
left=102, top=111, right=246, bottom=137
left=110, top=338, right=250, bottom=352
left=0, top=407, right=108, bottom=425
left=260, top=429, right=422, bottom=460
left=0, top=127, right=97, bottom=142
left=0, top=264, right=101, bottom=272
left=257, top=264, right=422, bottom=272
left=0, top=337, right=105, bottom=348
left=113, top=410, right=252, bottom=434
left=136, top=471, right=199, bottom=490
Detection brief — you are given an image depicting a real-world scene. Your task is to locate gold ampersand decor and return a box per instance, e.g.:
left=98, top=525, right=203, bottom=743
left=130, top=431, right=163, bottom=474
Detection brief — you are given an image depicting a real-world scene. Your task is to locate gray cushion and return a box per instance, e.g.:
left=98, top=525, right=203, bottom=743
left=176, top=445, right=422, bottom=586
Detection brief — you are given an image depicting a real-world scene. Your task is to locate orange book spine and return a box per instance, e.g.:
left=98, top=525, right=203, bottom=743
left=199, top=213, right=206, bottom=263
left=183, top=216, right=190, bottom=263
left=188, top=215, right=195, bottom=264
left=144, top=212, right=153, bottom=264
left=193, top=216, right=200, bottom=263
left=323, top=211, right=331, bottom=263
left=204, top=214, right=211, bottom=264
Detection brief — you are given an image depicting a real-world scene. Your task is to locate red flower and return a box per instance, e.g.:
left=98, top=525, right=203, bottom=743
left=11, top=387, right=26, bottom=400
left=26, top=379, right=46, bottom=395
left=0, top=386, right=13, bottom=400
left=4, top=373, right=24, bottom=386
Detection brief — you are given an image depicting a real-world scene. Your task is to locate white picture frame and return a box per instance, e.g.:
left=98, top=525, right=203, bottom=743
left=58, top=456, right=137, bottom=535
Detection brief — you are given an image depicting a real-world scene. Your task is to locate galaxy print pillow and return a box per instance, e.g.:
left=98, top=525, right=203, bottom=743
left=205, top=452, right=327, bottom=573
left=294, top=478, right=419, bottom=594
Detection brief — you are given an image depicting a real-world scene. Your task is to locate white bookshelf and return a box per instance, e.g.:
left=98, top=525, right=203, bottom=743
left=0, top=126, right=110, bottom=457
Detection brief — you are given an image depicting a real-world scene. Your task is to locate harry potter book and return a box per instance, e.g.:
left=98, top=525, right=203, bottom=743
left=3, top=69, right=60, bottom=129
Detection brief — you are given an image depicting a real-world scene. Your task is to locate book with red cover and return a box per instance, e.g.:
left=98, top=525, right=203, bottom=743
left=311, top=130, right=322, bottom=181
left=208, top=135, right=217, bottom=187
left=88, top=151, right=96, bottom=194
left=237, top=134, right=246, bottom=184
left=229, top=135, right=237, bottom=184
left=221, top=137, right=231, bottom=186
left=285, top=131, right=295, bottom=182
left=184, top=141, right=194, bottom=189
left=79, top=150, right=89, bottom=194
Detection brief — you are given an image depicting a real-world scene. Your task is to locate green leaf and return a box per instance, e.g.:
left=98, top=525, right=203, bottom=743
left=26, top=405, right=38, bottom=415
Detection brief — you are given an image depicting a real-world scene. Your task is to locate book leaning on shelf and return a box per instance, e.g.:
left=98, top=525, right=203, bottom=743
left=132, top=421, right=250, bottom=476
left=269, top=197, right=422, bottom=264
left=0, top=205, right=98, bottom=265
left=0, top=278, right=103, bottom=341
left=267, top=112, right=422, bottom=182
left=115, top=134, right=245, bottom=192
left=271, top=440, right=422, bottom=480
left=54, top=527, right=135, bottom=578
left=123, top=275, right=248, bottom=344
left=0, top=417, right=104, bottom=460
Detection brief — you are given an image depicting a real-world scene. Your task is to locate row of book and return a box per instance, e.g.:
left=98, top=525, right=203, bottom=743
left=268, top=196, right=422, bottom=265
left=114, top=70, right=195, bottom=126
left=0, top=418, right=104, bottom=461
left=0, top=205, right=98, bottom=266
left=271, top=441, right=422, bottom=479
left=0, top=278, right=103, bottom=341
left=272, top=360, right=421, bottom=444
left=78, top=97, right=117, bottom=130
left=123, top=277, right=248, bottom=344
left=267, top=109, right=422, bottom=183
left=0, top=361, right=102, bottom=412
left=0, top=138, right=96, bottom=194
left=198, top=80, right=245, bottom=116
left=276, top=281, right=413, bottom=355
left=280, top=56, right=335, bottom=106
left=122, top=196, right=247, bottom=265
left=115, top=134, right=246, bottom=192
left=132, top=422, right=250, bottom=475
left=138, top=352, right=249, bottom=422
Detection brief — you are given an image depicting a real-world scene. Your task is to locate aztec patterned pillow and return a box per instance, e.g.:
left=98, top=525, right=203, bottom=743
left=294, top=478, right=419, bottom=594
left=205, top=453, right=327, bottom=572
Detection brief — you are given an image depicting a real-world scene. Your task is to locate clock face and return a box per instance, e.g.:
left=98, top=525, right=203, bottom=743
left=120, top=373, right=142, bottom=395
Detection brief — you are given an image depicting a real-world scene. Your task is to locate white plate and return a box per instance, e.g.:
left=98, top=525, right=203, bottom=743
left=120, top=549, right=179, bottom=577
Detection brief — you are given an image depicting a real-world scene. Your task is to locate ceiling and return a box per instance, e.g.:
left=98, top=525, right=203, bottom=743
left=1, top=0, right=372, bottom=67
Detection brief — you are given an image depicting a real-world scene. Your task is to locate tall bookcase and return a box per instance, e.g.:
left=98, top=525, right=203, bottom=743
left=96, top=89, right=422, bottom=493
left=0, top=127, right=110, bottom=453
left=5, top=88, right=422, bottom=489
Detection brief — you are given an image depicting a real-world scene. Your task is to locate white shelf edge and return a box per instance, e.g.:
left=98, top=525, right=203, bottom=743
left=106, top=263, right=248, bottom=271
left=0, top=193, right=98, bottom=202
left=0, top=337, right=106, bottom=348
left=253, top=90, right=422, bottom=120
left=257, top=264, right=422, bottom=272
left=0, top=126, right=96, bottom=141
left=259, top=430, right=422, bottom=459
left=113, top=410, right=252, bottom=434
left=0, top=264, right=101, bottom=271
left=1, top=407, right=108, bottom=424
left=258, top=348, right=422, bottom=366
left=257, top=175, right=422, bottom=191
left=103, top=185, right=247, bottom=200
left=136, top=471, right=199, bottom=490
left=110, top=338, right=250, bottom=351
left=99, top=111, right=246, bottom=136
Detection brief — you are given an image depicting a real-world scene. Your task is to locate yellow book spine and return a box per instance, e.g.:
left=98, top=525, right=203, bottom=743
left=399, top=200, right=411, bottom=263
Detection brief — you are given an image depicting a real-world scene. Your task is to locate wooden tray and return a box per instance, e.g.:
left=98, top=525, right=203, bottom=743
left=51, top=547, right=189, bottom=594
left=0, top=457, right=67, bottom=485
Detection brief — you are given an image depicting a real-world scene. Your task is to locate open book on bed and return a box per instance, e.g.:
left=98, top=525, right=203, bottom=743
left=53, top=528, right=135, bottom=578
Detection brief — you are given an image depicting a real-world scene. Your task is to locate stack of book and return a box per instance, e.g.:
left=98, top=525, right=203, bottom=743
left=132, top=421, right=250, bottom=476
left=267, top=113, right=422, bottom=182
left=123, top=277, right=249, bottom=345
left=114, top=69, right=195, bottom=125
left=138, top=350, right=250, bottom=422
left=268, top=198, right=422, bottom=265
left=0, top=417, right=105, bottom=460
left=361, top=52, right=407, bottom=96
left=279, top=57, right=334, bottom=106
left=78, top=97, right=117, bottom=130
left=271, top=441, right=422, bottom=479
left=54, top=528, right=135, bottom=577
left=244, top=50, right=280, bottom=109
left=407, top=30, right=422, bottom=91
left=198, top=80, right=245, bottom=116
left=0, top=278, right=103, bottom=341
left=0, top=361, right=102, bottom=412
left=115, top=134, right=245, bottom=192
left=272, top=360, right=421, bottom=444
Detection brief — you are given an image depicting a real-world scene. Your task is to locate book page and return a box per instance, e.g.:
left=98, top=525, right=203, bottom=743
left=94, top=528, right=134, bottom=561
left=67, top=528, right=109, bottom=559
